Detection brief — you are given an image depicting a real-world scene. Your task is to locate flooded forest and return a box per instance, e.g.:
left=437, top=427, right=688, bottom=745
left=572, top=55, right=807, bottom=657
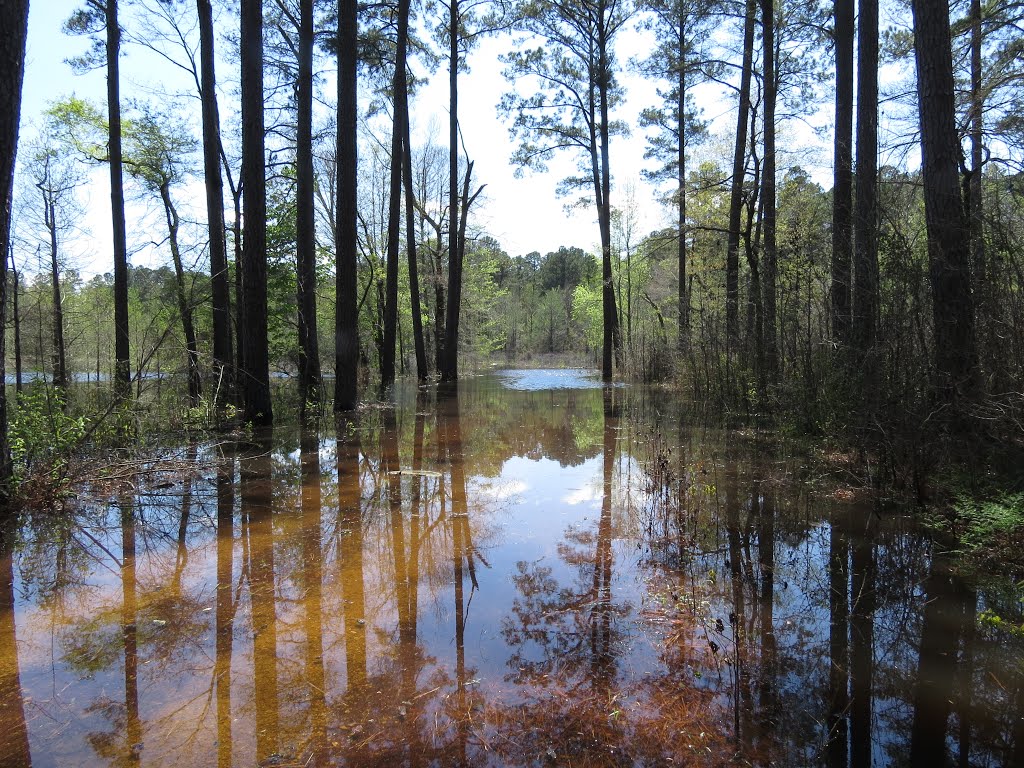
left=2, top=0, right=1024, bottom=764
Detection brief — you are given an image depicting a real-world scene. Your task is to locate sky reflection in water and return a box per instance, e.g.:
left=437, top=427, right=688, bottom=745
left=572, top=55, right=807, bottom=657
left=0, top=370, right=1021, bottom=767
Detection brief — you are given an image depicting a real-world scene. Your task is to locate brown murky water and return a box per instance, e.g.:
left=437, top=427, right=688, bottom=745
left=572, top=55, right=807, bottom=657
left=1, top=369, right=1022, bottom=767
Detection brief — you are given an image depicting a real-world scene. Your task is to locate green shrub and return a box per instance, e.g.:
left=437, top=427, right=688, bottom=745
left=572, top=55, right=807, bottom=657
left=9, top=386, right=87, bottom=485
left=952, top=492, right=1024, bottom=553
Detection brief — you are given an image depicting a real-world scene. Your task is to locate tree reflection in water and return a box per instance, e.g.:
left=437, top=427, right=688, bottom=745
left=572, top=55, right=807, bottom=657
left=1, top=372, right=1023, bottom=766
left=0, top=520, right=30, bottom=767
left=241, top=430, right=279, bottom=762
left=214, top=443, right=235, bottom=768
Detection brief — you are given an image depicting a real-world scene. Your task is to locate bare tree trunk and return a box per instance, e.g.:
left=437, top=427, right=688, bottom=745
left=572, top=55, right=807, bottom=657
left=598, top=26, right=619, bottom=381
left=107, top=0, right=132, bottom=401
left=831, top=0, right=853, bottom=350
left=382, top=0, right=411, bottom=391
left=334, top=0, right=360, bottom=411
left=968, top=0, right=984, bottom=288
left=42, top=186, right=68, bottom=394
left=725, top=0, right=757, bottom=344
left=441, top=0, right=461, bottom=383
left=296, top=0, right=321, bottom=409
left=240, top=0, right=273, bottom=423
left=911, top=0, right=979, bottom=401
left=677, top=48, right=689, bottom=353
left=403, top=108, right=427, bottom=381
left=232, top=183, right=244, bottom=385
left=197, top=0, right=233, bottom=406
left=761, top=0, right=778, bottom=386
left=0, top=0, right=28, bottom=488
left=853, top=0, right=879, bottom=386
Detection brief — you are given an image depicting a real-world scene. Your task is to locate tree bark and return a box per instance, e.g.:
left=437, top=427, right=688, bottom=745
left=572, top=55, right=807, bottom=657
left=197, top=0, right=233, bottom=406
left=677, top=42, right=689, bottom=353
left=830, top=0, right=853, bottom=348
left=725, top=0, right=757, bottom=344
left=334, top=0, right=360, bottom=411
left=41, top=184, right=68, bottom=394
left=382, top=0, right=411, bottom=391
left=296, top=0, right=321, bottom=408
left=911, top=0, right=978, bottom=401
left=240, top=0, right=273, bottom=423
left=597, top=17, right=619, bottom=381
left=761, top=0, right=778, bottom=386
left=0, top=0, right=28, bottom=488
left=853, top=0, right=879, bottom=381
left=403, top=97, right=428, bottom=381
left=440, top=0, right=461, bottom=383
left=106, top=0, right=131, bottom=400
left=968, top=0, right=985, bottom=304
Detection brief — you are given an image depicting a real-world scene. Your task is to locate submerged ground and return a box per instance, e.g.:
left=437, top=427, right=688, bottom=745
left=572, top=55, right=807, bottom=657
left=0, top=369, right=1020, bottom=767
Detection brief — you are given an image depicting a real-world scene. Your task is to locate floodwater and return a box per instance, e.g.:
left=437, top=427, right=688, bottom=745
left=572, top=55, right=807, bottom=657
left=0, top=369, right=1021, bottom=767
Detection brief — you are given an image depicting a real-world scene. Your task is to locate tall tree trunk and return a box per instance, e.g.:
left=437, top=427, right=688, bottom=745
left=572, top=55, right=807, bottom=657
left=334, top=0, right=360, bottom=411
left=911, top=0, right=979, bottom=401
left=232, top=184, right=244, bottom=384
left=403, top=104, right=428, bottom=381
left=240, top=0, right=273, bottom=423
left=197, top=0, right=233, bottom=406
left=0, top=0, right=29, bottom=489
left=831, top=0, right=854, bottom=349
left=968, top=0, right=984, bottom=289
left=677, top=47, right=689, bottom=354
left=159, top=182, right=202, bottom=404
left=598, top=30, right=619, bottom=381
left=382, top=0, right=411, bottom=391
left=761, top=0, right=778, bottom=386
left=440, top=0, right=461, bottom=383
left=107, top=0, right=131, bottom=401
left=725, top=0, right=757, bottom=345
left=296, top=0, right=321, bottom=409
left=853, top=0, right=879, bottom=387
left=42, top=186, right=68, bottom=394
